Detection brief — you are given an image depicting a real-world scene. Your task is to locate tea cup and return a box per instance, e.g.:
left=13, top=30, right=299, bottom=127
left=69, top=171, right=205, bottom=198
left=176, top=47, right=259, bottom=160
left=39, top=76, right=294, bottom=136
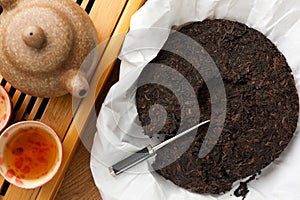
left=0, top=121, right=63, bottom=189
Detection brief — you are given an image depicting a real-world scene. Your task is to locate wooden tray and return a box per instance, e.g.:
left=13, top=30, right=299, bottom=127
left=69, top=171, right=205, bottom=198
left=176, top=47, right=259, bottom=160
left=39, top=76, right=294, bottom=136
left=0, top=0, right=145, bottom=199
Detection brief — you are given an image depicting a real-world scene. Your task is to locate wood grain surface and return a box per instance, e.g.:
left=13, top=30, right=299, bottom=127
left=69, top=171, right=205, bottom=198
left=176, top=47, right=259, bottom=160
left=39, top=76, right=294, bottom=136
left=55, top=143, right=102, bottom=200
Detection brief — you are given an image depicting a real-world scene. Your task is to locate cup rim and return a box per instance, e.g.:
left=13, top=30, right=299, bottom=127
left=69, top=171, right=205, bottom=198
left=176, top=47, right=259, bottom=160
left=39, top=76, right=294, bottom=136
left=0, top=120, right=63, bottom=189
left=0, top=85, right=12, bottom=133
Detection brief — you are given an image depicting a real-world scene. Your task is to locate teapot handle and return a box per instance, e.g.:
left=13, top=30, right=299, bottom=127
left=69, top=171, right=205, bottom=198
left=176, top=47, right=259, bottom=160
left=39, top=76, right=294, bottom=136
left=0, top=0, right=17, bottom=10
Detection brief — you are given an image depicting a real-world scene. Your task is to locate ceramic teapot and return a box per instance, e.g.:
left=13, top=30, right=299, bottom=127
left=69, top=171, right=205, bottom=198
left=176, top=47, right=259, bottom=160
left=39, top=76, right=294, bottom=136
left=0, top=0, right=99, bottom=98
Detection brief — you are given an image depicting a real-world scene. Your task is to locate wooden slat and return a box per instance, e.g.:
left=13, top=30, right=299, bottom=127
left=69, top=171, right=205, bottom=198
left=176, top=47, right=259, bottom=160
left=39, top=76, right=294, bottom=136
left=55, top=143, right=101, bottom=200
left=89, top=0, right=127, bottom=41
left=0, top=177, right=5, bottom=193
left=40, top=97, right=73, bottom=140
left=26, top=98, right=44, bottom=120
left=80, top=0, right=89, bottom=10
left=3, top=84, right=11, bottom=94
left=14, top=95, right=32, bottom=121
left=10, top=90, right=21, bottom=109
left=94, top=0, right=146, bottom=96
left=3, top=187, right=39, bottom=200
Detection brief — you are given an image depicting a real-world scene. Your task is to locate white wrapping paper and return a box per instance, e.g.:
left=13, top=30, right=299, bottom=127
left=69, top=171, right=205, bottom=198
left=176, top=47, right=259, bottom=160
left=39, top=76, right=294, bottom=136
left=90, top=0, right=300, bottom=199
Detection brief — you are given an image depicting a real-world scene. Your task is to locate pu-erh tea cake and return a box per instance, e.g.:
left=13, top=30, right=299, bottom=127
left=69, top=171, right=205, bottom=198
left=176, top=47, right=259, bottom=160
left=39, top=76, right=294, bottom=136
left=135, top=19, right=299, bottom=195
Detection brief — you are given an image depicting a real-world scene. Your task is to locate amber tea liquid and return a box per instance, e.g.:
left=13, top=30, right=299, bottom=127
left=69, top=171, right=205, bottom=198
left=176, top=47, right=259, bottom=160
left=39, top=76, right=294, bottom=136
left=4, top=127, right=58, bottom=180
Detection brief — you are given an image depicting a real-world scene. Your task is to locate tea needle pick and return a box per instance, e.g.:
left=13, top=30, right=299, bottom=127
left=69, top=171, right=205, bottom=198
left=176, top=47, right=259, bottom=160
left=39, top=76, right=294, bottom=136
left=109, top=120, right=210, bottom=176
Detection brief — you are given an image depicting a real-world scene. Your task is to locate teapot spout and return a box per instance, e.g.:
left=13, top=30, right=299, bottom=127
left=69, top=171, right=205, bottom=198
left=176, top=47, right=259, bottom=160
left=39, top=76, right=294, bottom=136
left=62, top=70, right=89, bottom=98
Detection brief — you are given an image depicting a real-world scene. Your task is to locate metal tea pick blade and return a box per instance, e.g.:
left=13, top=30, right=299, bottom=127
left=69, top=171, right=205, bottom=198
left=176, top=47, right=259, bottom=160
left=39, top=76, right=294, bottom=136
left=109, top=120, right=210, bottom=176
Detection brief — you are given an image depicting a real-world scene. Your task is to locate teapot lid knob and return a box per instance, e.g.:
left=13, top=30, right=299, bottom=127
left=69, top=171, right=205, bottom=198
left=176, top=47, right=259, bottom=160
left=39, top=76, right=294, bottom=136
left=0, top=0, right=17, bottom=10
left=22, top=25, right=47, bottom=49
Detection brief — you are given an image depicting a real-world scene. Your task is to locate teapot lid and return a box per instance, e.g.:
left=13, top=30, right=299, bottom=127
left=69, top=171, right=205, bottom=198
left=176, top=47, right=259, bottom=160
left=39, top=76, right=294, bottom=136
left=2, top=5, right=74, bottom=73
